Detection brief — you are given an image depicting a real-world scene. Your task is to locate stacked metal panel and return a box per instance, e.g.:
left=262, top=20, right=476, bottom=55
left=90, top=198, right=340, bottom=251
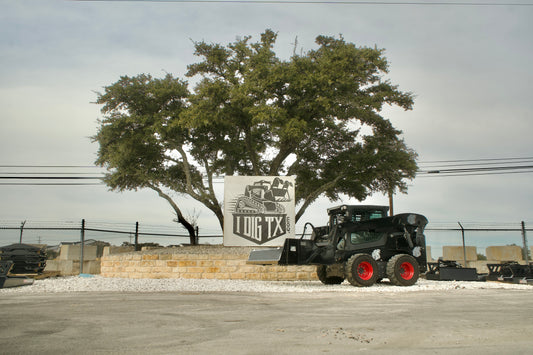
left=0, top=243, right=47, bottom=274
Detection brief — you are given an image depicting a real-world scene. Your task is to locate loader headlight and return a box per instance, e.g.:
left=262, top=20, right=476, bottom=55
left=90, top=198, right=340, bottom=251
left=412, top=246, right=422, bottom=257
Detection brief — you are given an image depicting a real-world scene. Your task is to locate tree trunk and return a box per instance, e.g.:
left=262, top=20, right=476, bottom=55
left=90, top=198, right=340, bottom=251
left=175, top=212, right=197, bottom=245
left=149, top=185, right=197, bottom=245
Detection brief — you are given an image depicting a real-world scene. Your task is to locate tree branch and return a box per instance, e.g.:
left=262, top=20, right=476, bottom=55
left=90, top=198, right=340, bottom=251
left=175, top=145, right=203, bottom=201
left=245, top=126, right=261, bottom=175
left=148, top=184, right=197, bottom=244
left=269, top=141, right=293, bottom=175
left=202, top=157, right=219, bottom=206
left=295, top=175, right=344, bottom=222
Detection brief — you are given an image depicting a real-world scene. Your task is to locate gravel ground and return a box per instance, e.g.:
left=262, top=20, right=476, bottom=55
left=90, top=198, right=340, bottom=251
left=2, top=275, right=532, bottom=354
left=1, top=275, right=531, bottom=294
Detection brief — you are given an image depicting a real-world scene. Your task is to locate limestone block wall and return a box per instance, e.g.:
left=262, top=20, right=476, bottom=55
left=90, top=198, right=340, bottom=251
left=59, top=245, right=98, bottom=261
left=93, top=245, right=533, bottom=280
left=100, top=246, right=318, bottom=280
left=45, top=259, right=101, bottom=275
left=438, top=245, right=528, bottom=273
left=442, top=246, right=477, bottom=263
left=41, top=245, right=101, bottom=275
left=102, top=246, right=135, bottom=256
left=486, top=245, right=523, bottom=262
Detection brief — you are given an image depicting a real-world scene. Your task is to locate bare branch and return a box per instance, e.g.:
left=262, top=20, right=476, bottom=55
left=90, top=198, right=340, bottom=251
left=148, top=184, right=197, bottom=244
left=295, top=175, right=344, bottom=222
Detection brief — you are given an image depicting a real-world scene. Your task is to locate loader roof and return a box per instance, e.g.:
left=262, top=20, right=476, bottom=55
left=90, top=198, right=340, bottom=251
left=327, top=205, right=389, bottom=215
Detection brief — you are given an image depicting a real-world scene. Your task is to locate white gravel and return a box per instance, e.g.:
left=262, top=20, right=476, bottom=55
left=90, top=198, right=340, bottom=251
left=1, top=276, right=531, bottom=294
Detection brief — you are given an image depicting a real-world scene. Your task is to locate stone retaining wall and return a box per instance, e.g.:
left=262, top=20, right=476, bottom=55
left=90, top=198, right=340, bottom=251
left=97, top=245, right=532, bottom=279
left=100, top=247, right=318, bottom=280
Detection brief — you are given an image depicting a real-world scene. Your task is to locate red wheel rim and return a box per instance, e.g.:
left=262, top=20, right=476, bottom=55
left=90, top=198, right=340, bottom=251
left=357, top=261, right=373, bottom=280
left=399, top=262, right=415, bottom=280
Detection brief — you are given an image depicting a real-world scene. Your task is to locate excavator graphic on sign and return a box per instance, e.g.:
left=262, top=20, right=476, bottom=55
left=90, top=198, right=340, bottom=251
left=234, top=178, right=293, bottom=214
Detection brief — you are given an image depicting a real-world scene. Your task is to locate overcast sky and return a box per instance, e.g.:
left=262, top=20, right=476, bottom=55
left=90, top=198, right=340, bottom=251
left=1, top=0, right=532, bottom=253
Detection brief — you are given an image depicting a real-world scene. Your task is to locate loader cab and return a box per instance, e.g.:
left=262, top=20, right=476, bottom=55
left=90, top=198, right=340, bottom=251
left=335, top=225, right=388, bottom=252
left=327, top=205, right=389, bottom=227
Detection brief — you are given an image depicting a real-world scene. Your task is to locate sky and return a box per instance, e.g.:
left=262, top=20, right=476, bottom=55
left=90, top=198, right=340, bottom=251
left=1, top=0, right=532, bottom=255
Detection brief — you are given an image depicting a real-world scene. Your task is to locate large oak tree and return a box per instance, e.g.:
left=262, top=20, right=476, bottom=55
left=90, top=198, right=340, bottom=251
left=93, top=30, right=417, bottom=243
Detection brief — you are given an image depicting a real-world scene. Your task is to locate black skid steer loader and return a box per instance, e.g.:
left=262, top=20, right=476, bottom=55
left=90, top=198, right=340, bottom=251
left=248, top=205, right=428, bottom=287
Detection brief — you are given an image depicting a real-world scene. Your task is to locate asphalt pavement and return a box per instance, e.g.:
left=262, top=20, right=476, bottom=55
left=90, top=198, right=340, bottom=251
left=1, top=289, right=532, bottom=354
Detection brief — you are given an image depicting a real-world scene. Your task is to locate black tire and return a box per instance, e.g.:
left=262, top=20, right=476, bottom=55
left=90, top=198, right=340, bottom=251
left=387, top=254, right=419, bottom=286
left=316, top=265, right=345, bottom=285
left=345, top=253, right=379, bottom=287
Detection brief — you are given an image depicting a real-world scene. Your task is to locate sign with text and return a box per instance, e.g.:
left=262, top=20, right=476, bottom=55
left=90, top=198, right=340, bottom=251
left=223, top=176, right=295, bottom=246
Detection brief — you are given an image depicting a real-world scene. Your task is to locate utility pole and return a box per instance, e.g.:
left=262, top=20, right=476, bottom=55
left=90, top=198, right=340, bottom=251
left=458, top=222, right=467, bottom=267
left=80, top=219, right=85, bottom=274
left=388, top=191, right=394, bottom=216
left=19, top=220, right=26, bottom=244
left=521, top=221, right=529, bottom=264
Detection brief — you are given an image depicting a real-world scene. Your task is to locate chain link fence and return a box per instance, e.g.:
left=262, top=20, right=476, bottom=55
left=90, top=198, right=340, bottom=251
left=0, top=219, right=223, bottom=252
left=0, top=220, right=530, bottom=260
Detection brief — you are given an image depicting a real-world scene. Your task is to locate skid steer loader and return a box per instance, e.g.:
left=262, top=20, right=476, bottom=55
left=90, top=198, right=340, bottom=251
left=248, top=205, right=428, bottom=287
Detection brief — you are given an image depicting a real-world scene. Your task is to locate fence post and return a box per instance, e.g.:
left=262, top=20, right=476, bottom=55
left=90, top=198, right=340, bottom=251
left=522, top=221, right=529, bottom=264
left=195, top=226, right=199, bottom=245
left=80, top=219, right=85, bottom=274
left=19, top=220, right=26, bottom=244
left=135, top=222, right=140, bottom=251
left=458, top=222, right=467, bottom=267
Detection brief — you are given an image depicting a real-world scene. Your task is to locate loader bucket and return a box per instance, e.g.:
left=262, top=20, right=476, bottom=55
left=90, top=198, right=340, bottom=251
left=247, top=247, right=283, bottom=265
left=247, top=238, right=318, bottom=266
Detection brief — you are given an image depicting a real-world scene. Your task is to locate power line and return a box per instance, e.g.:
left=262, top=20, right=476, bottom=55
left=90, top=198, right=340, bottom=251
left=417, top=157, right=533, bottom=177
left=0, top=172, right=102, bottom=175
left=419, top=161, right=533, bottom=169
left=0, top=183, right=103, bottom=186
left=5, top=158, right=533, bottom=169
left=0, top=165, right=100, bottom=168
left=418, top=157, right=533, bottom=165
left=0, top=176, right=102, bottom=179
left=3, top=157, right=533, bottom=183
left=416, top=169, right=533, bottom=178
left=0, top=177, right=103, bottom=180
left=72, top=0, right=533, bottom=5
left=418, top=164, right=533, bottom=174
left=0, top=165, right=105, bottom=185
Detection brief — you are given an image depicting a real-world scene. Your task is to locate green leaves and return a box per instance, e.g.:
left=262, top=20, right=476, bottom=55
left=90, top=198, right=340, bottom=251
left=94, top=29, right=418, bottom=226
left=93, top=73, right=190, bottom=191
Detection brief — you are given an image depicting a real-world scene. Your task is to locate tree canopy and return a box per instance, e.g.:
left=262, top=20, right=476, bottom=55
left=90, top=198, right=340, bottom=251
left=93, top=29, right=417, bottom=241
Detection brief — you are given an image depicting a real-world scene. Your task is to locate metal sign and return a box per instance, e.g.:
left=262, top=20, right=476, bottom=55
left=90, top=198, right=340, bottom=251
left=223, top=176, right=295, bottom=246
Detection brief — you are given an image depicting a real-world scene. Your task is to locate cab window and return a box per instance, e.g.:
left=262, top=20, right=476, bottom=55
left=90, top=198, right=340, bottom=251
left=368, top=211, right=384, bottom=220
left=351, top=211, right=384, bottom=222
left=349, top=231, right=384, bottom=245
left=352, top=214, right=363, bottom=222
